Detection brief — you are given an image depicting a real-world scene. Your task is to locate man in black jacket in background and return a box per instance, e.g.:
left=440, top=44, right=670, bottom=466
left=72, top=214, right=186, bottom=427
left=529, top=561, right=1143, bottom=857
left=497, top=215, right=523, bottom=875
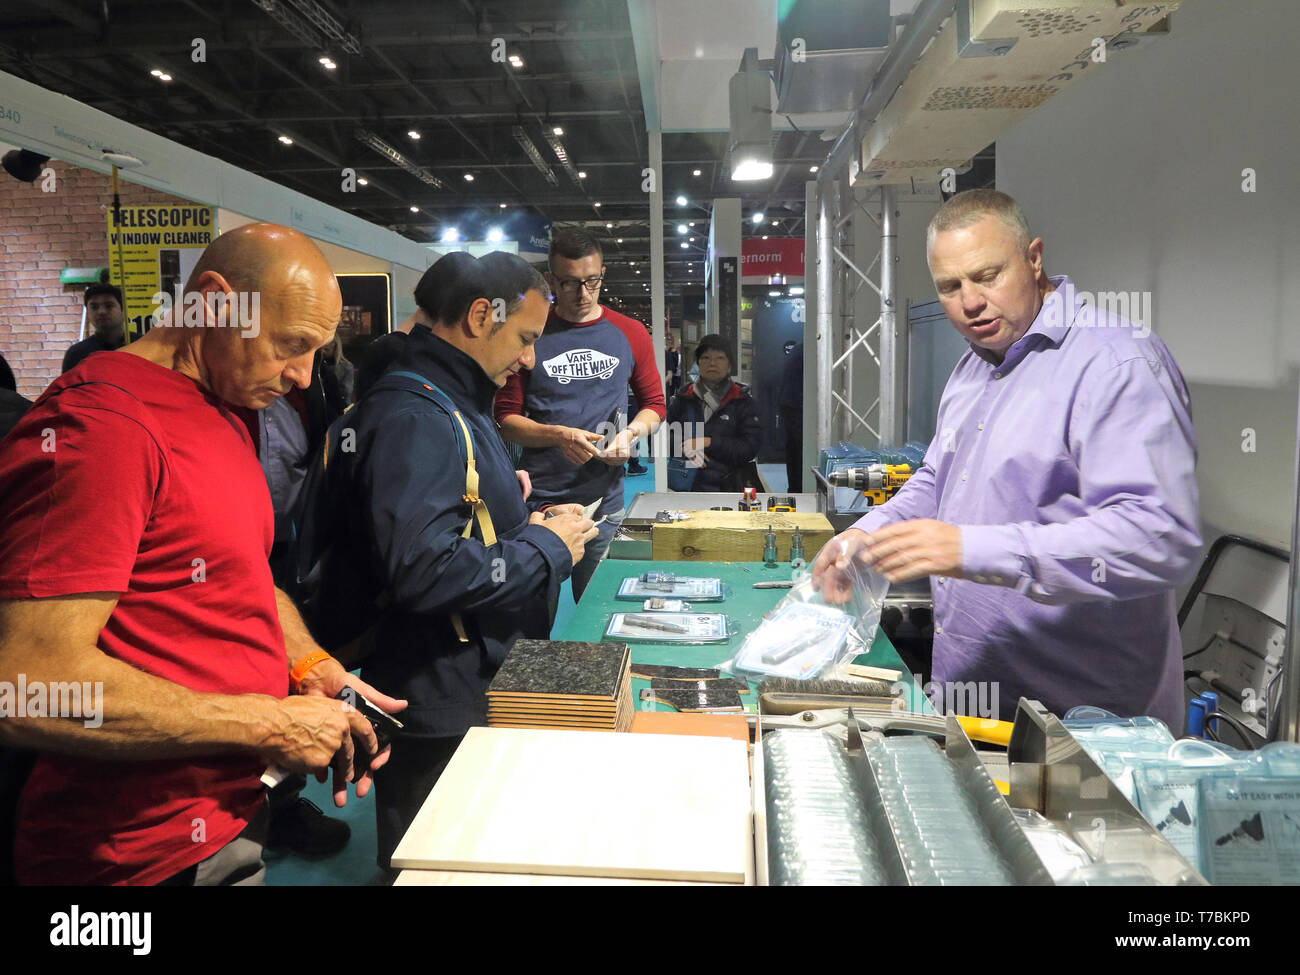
left=323, top=252, right=597, bottom=868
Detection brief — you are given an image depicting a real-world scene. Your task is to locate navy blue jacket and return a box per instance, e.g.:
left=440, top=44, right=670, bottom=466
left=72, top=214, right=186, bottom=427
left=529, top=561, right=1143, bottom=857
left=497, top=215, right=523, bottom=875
left=666, top=381, right=763, bottom=492
left=338, top=330, right=574, bottom=737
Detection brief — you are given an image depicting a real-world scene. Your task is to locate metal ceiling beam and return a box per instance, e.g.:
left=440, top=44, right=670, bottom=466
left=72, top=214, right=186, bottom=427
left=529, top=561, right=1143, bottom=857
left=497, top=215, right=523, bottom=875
left=360, top=41, right=547, bottom=221
left=158, top=108, right=640, bottom=125
left=5, top=29, right=635, bottom=54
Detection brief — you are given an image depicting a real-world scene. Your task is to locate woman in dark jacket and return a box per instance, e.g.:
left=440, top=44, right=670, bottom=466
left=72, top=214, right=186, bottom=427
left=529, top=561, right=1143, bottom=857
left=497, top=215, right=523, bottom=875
left=666, top=334, right=763, bottom=492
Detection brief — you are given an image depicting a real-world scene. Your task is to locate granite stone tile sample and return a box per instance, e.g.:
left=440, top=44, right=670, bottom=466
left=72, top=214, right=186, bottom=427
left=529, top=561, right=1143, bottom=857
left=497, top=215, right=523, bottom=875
left=630, top=664, right=723, bottom=681
left=488, top=640, right=629, bottom=701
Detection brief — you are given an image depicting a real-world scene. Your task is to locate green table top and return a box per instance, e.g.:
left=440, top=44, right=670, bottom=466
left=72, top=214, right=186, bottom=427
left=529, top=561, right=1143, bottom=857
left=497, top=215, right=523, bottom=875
left=556, top=559, right=931, bottom=715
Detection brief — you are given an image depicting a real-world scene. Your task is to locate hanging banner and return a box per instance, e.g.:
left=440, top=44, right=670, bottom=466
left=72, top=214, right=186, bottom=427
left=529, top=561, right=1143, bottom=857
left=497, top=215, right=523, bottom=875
left=106, top=204, right=215, bottom=339
left=741, top=237, right=805, bottom=281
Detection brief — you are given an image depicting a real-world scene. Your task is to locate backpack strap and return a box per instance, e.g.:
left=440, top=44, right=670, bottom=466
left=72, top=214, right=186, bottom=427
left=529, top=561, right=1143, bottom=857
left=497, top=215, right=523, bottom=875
left=383, top=372, right=498, bottom=642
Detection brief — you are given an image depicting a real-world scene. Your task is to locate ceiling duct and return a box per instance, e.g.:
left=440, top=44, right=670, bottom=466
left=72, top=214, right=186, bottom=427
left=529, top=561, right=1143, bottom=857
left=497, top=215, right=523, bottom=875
left=774, top=0, right=893, bottom=114
left=853, top=0, right=1179, bottom=185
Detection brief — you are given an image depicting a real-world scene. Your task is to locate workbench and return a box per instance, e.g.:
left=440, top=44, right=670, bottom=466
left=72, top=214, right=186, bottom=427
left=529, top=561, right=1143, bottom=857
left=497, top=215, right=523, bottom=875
left=555, top=558, right=931, bottom=716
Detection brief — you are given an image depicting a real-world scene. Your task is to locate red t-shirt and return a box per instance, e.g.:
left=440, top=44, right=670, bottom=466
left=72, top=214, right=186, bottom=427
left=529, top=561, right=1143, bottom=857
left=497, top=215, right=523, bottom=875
left=0, top=352, right=287, bottom=885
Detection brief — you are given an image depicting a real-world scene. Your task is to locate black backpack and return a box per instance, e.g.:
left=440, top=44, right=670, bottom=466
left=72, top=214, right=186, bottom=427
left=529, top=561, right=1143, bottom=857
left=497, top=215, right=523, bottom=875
left=284, top=370, right=497, bottom=655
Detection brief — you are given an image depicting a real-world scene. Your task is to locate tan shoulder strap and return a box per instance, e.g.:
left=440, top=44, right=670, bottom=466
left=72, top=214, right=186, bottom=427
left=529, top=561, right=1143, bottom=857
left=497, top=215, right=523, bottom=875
left=450, top=409, right=496, bottom=642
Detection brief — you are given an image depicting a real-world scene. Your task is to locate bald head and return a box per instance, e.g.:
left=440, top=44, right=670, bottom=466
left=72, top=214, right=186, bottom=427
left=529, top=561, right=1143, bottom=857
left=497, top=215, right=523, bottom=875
left=163, top=222, right=342, bottom=409
left=185, top=222, right=338, bottom=307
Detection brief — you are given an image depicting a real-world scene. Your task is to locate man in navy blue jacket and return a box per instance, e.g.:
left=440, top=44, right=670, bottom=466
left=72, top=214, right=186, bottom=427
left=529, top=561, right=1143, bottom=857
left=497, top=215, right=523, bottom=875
left=329, top=252, right=597, bottom=867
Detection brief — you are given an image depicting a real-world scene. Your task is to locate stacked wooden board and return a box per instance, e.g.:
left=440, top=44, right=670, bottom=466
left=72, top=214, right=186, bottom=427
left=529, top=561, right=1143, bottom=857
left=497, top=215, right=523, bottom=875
left=486, top=639, right=633, bottom=732
left=390, top=726, right=753, bottom=883
left=650, top=510, right=834, bottom=562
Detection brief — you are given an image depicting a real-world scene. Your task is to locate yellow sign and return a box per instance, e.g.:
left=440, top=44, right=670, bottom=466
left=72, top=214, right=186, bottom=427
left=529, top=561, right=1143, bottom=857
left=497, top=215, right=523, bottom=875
left=106, top=205, right=215, bottom=340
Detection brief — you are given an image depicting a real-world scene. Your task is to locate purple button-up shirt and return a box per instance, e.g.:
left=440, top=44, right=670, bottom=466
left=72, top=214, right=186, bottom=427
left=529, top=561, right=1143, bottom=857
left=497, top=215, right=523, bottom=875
left=853, top=276, right=1200, bottom=731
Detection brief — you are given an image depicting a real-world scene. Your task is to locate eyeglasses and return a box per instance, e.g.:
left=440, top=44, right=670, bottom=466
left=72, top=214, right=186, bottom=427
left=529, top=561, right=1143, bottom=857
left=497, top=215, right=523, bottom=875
left=553, top=275, right=604, bottom=294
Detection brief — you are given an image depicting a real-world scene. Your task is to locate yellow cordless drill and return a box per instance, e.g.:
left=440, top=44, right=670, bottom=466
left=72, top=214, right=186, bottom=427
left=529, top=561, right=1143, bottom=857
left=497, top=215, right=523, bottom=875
left=828, top=463, right=913, bottom=506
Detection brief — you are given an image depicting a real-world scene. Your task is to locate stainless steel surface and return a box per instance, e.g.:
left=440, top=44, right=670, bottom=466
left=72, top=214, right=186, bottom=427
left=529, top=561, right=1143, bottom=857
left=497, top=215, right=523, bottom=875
left=1007, top=699, right=1207, bottom=885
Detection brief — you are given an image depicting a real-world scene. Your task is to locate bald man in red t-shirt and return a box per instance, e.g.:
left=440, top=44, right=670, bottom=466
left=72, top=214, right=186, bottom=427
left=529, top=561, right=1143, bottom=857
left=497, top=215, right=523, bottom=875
left=0, top=224, right=405, bottom=885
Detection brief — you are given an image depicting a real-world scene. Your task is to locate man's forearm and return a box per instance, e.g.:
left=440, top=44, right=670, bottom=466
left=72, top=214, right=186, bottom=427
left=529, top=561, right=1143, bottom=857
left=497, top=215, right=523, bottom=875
left=0, top=596, right=288, bottom=759
left=629, top=408, right=661, bottom=438
left=276, top=587, right=323, bottom=670
left=0, top=650, right=282, bottom=760
left=498, top=414, right=559, bottom=448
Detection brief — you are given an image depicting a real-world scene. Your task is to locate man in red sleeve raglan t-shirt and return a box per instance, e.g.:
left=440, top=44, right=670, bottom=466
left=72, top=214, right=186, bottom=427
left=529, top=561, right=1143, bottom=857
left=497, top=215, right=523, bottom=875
left=496, top=230, right=664, bottom=600
left=0, top=224, right=401, bottom=885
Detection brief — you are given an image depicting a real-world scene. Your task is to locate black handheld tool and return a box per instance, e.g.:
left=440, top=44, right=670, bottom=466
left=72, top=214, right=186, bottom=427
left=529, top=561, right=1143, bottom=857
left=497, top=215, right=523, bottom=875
left=337, top=686, right=405, bottom=775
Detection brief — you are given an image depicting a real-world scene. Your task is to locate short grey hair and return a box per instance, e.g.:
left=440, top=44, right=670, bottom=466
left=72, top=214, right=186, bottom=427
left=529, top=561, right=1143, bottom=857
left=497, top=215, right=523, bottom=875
left=926, top=189, right=1031, bottom=252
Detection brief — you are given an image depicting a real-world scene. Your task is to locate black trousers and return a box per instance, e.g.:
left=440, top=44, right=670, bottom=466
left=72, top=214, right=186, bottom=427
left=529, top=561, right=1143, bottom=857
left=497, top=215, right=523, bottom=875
left=783, top=410, right=803, bottom=493
left=373, top=734, right=465, bottom=871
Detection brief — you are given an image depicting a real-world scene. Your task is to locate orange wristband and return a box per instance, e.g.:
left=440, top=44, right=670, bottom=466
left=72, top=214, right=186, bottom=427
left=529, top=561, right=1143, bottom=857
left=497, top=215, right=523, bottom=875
left=289, top=650, right=334, bottom=692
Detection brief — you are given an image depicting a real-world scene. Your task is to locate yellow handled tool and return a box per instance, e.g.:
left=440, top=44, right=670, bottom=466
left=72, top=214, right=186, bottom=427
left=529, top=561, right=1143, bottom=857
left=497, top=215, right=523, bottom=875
left=956, top=715, right=1014, bottom=747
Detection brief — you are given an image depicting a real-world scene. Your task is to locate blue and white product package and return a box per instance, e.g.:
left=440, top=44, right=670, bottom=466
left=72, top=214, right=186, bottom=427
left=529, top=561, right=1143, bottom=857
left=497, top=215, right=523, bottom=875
left=604, top=611, right=733, bottom=644
left=616, top=575, right=725, bottom=601
left=1197, top=776, right=1300, bottom=886
left=1132, top=740, right=1253, bottom=871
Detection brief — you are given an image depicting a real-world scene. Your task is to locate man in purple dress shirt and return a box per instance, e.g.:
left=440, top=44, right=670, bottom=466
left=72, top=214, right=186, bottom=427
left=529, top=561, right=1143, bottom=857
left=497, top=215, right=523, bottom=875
left=813, top=190, right=1200, bottom=731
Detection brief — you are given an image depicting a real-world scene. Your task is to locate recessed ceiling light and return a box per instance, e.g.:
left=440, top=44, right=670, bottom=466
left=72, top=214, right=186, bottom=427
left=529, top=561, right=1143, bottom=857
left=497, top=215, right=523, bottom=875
left=499, top=202, right=507, bottom=208
left=675, top=195, right=687, bottom=206
left=441, top=227, right=461, bottom=242
left=616, top=238, right=624, bottom=243
left=578, top=171, right=587, bottom=179
left=606, top=222, right=613, bottom=228
left=593, top=201, right=601, bottom=208
left=680, top=242, right=688, bottom=249
left=688, top=222, right=695, bottom=227
left=761, top=235, right=768, bottom=240
left=693, top=169, right=701, bottom=177
left=809, top=165, right=819, bottom=173
left=487, top=227, right=504, bottom=243
left=552, top=126, right=564, bottom=136
left=508, top=54, right=524, bottom=68
left=752, top=212, right=765, bottom=225
left=409, top=205, right=419, bottom=212
left=357, top=177, right=368, bottom=186
left=676, top=224, right=687, bottom=234
left=278, top=135, right=294, bottom=145
left=408, top=130, right=421, bottom=140
left=463, top=173, right=474, bottom=182
left=688, top=237, right=695, bottom=243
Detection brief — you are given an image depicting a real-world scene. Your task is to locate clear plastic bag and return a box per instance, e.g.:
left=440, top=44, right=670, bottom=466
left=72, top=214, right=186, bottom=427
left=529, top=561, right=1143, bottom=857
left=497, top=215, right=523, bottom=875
left=727, top=554, right=888, bottom=680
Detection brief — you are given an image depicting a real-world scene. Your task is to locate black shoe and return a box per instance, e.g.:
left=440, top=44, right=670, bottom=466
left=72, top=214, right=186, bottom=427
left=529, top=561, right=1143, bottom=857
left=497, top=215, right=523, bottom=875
left=627, top=461, right=648, bottom=474
left=267, top=797, right=351, bottom=857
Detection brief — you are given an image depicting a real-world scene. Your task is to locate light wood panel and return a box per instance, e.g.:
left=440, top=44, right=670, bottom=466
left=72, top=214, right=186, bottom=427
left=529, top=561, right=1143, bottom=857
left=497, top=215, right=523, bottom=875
left=650, top=511, right=833, bottom=562
left=390, top=726, right=752, bottom=883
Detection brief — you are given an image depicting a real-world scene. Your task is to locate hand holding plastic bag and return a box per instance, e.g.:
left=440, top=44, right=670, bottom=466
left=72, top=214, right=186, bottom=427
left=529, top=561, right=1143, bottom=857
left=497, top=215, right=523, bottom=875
left=730, top=541, right=889, bottom=680
left=811, top=528, right=873, bottom=605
